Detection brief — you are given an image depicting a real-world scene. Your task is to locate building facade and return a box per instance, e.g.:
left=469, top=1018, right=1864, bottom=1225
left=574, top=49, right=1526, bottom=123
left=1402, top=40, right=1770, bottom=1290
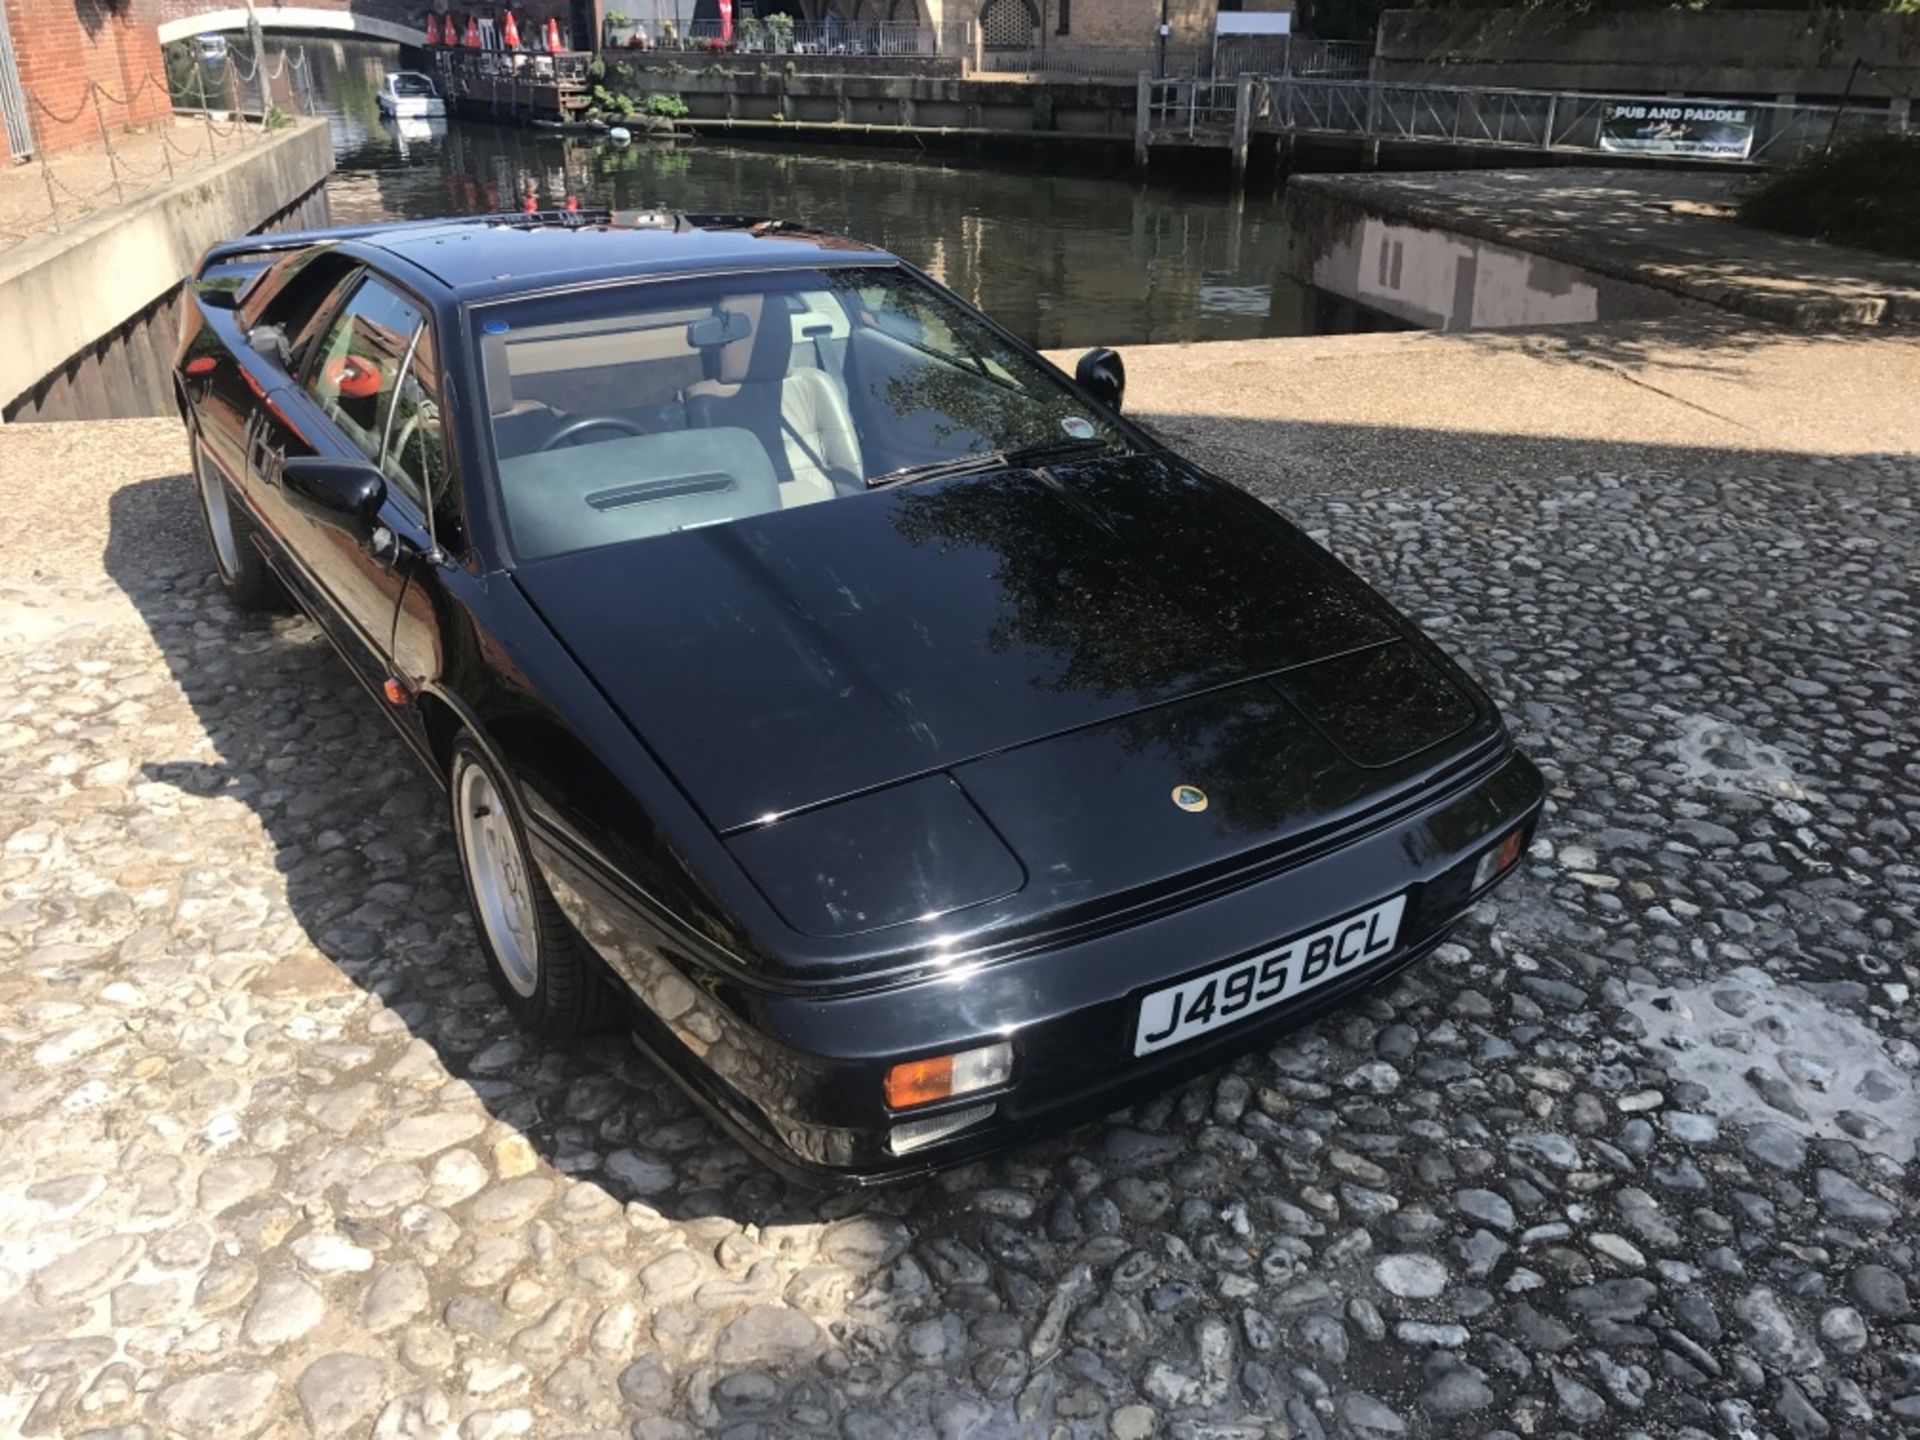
left=1, top=0, right=172, bottom=158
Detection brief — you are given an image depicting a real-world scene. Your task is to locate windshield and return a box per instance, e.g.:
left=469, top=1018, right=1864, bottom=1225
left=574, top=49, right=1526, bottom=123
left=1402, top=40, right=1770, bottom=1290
left=391, top=74, right=436, bottom=95
left=474, top=265, right=1128, bottom=561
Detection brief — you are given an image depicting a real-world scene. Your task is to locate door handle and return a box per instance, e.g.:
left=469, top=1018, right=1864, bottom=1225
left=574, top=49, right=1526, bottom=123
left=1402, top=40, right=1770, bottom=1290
left=247, top=426, right=284, bottom=487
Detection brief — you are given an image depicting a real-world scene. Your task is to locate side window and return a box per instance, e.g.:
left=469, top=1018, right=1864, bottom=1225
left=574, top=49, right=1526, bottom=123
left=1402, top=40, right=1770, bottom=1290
left=248, top=249, right=360, bottom=359
left=383, top=324, right=451, bottom=519
left=305, top=277, right=426, bottom=501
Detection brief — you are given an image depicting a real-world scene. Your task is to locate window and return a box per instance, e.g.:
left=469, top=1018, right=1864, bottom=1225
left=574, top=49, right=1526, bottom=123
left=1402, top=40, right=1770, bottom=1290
left=474, top=265, right=1129, bottom=562
left=305, top=277, right=427, bottom=502
left=979, top=0, right=1036, bottom=50
left=383, top=324, right=451, bottom=518
left=1056, top=0, right=1069, bottom=35
left=243, top=248, right=361, bottom=369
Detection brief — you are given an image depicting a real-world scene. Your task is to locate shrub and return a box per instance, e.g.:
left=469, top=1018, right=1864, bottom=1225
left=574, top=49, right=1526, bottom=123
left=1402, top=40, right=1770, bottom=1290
left=643, top=92, right=689, bottom=119
left=1738, top=133, right=1920, bottom=262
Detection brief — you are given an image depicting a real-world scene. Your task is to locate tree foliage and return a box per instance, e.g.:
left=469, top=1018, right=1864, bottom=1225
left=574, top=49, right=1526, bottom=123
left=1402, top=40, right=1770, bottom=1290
left=1739, top=132, right=1920, bottom=260
left=1295, top=0, right=1920, bottom=45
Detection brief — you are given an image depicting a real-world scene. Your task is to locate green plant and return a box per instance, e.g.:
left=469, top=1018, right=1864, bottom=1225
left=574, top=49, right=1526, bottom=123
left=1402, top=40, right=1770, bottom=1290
left=262, top=104, right=290, bottom=130
left=642, top=91, right=689, bottom=119
left=739, top=14, right=765, bottom=49
left=588, top=83, right=638, bottom=119
left=588, top=55, right=606, bottom=79
left=764, top=11, right=795, bottom=49
left=1738, top=133, right=1920, bottom=262
left=604, top=10, right=631, bottom=23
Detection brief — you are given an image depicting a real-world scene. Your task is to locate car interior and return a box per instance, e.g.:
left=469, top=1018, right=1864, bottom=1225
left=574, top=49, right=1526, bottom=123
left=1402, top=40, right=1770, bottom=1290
left=483, top=274, right=1063, bottom=561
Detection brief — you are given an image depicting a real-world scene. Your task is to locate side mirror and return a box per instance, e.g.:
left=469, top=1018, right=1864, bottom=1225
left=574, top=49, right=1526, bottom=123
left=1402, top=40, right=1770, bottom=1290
left=282, top=457, right=387, bottom=549
left=1075, top=347, right=1126, bottom=414
left=248, top=323, right=293, bottom=371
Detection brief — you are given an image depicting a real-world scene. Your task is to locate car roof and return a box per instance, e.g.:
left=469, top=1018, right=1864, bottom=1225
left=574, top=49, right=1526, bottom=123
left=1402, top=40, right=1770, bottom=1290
left=359, top=213, right=897, bottom=301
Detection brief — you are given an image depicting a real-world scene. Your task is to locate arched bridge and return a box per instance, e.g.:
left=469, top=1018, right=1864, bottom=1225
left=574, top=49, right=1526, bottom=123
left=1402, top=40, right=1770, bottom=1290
left=156, top=0, right=427, bottom=48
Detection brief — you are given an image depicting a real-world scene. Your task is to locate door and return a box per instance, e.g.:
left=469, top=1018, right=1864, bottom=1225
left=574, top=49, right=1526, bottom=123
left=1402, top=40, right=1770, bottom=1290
left=228, top=252, right=366, bottom=562
left=277, top=273, right=442, bottom=695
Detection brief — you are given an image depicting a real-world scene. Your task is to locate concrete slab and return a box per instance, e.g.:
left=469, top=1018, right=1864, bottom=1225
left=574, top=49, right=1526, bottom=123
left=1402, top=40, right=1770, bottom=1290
left=1054, top=316, right=1920, bottom=496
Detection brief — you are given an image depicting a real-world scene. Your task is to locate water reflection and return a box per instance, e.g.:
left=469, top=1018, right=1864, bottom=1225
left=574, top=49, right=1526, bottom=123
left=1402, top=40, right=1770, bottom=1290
left=296, top=38, right=1402, bottom=348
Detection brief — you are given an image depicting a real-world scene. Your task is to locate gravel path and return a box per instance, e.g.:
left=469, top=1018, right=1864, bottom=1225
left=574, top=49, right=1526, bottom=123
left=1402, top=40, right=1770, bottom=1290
left=0, top=393, right=1916, bottom=1439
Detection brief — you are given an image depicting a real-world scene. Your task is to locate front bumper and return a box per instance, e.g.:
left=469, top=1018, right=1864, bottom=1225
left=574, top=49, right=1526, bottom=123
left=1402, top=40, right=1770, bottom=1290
left=532, top=746, right=1544, bottom=1187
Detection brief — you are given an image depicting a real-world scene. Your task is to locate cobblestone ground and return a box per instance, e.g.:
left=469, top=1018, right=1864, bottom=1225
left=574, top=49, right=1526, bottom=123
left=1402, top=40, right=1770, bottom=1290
left=1, top=443, right=1915, bottom=1440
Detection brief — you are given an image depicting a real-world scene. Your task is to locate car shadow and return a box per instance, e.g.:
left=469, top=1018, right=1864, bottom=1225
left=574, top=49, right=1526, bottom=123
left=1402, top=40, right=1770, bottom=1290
left=100, top=469, right=1119, bottom=1237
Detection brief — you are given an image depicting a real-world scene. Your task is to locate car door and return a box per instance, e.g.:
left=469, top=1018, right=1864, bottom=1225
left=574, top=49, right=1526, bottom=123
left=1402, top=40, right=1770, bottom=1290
left=380, top=316, right=459, bottom=755
left=271, top=272, right=441, bottom=696
left=232, top=256, right=367, bottom=562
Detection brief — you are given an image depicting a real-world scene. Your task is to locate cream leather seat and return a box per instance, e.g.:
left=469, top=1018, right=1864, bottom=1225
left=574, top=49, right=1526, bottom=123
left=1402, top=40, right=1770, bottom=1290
left=684, top=295, right=862, bottom=508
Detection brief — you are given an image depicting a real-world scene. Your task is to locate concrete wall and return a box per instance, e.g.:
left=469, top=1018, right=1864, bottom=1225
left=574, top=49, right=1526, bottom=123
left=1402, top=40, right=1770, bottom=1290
left=1376, top=9, right=1920, bottom=102
left=2, top=0, right=172, bottom=156
left=1, top=117, right=335, bottom=423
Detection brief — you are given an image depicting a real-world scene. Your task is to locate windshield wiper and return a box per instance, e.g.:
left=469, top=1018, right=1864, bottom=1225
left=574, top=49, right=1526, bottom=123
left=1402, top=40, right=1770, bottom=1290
left=864, top=438, right=1119, bottom=490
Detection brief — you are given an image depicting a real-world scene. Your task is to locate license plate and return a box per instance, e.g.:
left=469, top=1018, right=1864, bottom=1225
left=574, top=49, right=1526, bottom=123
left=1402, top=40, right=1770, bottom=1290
left=1133, top=894, right=1407, bottom=1057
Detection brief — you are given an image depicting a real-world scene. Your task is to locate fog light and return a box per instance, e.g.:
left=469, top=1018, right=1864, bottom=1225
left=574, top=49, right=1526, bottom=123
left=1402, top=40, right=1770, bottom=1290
left=888, top=1102, right=996, bottom=1155
left=884, top=1042, right=1012, bottom=1110
left=1473, top=827, right=1527, bottom=889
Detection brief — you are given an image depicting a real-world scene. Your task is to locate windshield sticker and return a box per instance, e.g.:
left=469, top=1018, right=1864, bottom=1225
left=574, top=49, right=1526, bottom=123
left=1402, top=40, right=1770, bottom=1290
left=1061, top=416, right=1097, bottom=440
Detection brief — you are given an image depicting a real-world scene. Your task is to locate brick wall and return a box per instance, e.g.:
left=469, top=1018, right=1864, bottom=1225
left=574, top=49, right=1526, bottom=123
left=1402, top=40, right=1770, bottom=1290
left=3, top=0, right=171, bottom=157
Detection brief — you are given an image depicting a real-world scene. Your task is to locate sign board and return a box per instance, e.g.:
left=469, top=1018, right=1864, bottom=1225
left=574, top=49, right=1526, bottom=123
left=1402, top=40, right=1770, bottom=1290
left=1599, top=101, right=1755, bottom=160
left=1215, top=12, right=1292, bottom=35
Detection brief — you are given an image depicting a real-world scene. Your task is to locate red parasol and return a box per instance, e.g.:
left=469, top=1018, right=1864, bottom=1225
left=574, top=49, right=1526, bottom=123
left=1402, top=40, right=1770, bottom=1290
left=464, top=14, right=481, bottom=46
left=547, top=16, right=563, bottom=51
left=424, top=12, right=440, bottom=44
left=501, top=10, right=521, bottom=47
left=718, top=0, right=733, bottom=44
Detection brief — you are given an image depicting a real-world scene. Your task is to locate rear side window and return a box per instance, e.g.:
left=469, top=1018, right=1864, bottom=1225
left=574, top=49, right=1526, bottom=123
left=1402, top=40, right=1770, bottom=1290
left=248, top=248, right=359, bottom=338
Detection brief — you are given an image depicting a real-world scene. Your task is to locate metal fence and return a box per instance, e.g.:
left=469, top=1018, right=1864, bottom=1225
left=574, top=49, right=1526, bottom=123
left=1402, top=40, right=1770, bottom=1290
left=629, top=19, right=974, bottom=57
left=0, top=0, right=30, bottom=162
left=1146, top=75, right=1242, bottom=136
left=981, top=36, right=1369, bottom=82
left=978, top=46, right=1169, bottom=81
left=1259, top=77, right=1906, bottom=166
left=0, top=44, right=312, bottom=251
left=1215, top=36, right=1371, bottom=80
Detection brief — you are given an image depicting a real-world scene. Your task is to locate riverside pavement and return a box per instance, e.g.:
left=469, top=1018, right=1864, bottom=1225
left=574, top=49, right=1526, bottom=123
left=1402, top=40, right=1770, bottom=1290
left=1, top=318, right=1917, bottom=1438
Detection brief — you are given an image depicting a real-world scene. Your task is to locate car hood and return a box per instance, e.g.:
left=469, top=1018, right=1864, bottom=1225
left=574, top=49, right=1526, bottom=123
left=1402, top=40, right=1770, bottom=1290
left=514, top=452, right=1422, bottom=836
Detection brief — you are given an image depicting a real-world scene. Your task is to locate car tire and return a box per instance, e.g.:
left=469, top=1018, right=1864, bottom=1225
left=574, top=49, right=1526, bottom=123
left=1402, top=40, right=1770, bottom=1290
left=449, top=735, right=616, bottom=1038
left=191, top=434, right=282, bottom=611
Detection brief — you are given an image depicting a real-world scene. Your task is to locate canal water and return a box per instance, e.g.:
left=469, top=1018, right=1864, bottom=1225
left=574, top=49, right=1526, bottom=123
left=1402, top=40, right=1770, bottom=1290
left=298, top=38, right=1398, bottom=350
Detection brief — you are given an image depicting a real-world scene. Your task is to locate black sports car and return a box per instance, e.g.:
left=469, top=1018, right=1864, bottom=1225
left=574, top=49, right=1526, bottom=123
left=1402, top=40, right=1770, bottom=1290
left=174, top=209, right=1542, bottom=1184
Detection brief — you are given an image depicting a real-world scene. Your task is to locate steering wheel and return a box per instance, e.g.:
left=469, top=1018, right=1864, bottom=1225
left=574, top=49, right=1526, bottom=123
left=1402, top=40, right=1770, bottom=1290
left=539, top=414, right=648, bottom=451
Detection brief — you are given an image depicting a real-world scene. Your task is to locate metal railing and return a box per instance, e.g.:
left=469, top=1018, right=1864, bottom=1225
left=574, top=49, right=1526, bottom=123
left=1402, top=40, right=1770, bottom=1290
left=1146, top=75, right=1241, bottom=136
left=1258, top=77, right=1906, bottom=166
left=978, top=45, right=1166, bottom=81
left=1216, top=36, right=1371, bottom=80
left=980, top=37, right=1366, bottom=82
left=438, top=49, right=592, bottom=85
left=620, top=19, right=974, bottom=57
left=0, top=0, right=30, bottom=161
